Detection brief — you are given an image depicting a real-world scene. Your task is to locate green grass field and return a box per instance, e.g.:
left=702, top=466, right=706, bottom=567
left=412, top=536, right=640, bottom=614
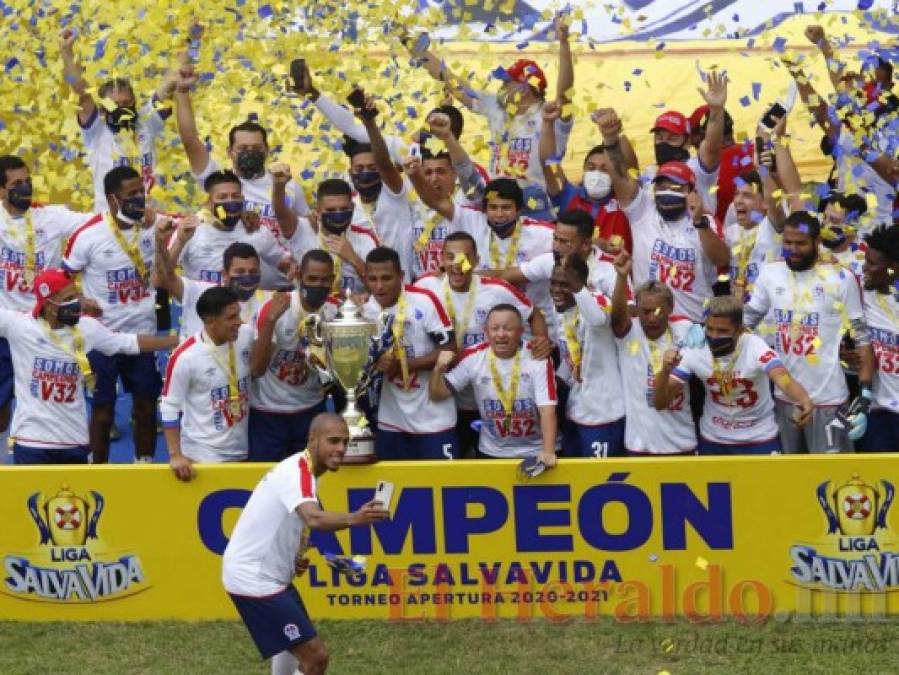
left=2, top=618, right=898, bottom=674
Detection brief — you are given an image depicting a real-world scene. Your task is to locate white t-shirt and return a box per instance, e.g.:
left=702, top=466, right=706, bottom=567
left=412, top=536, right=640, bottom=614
left=623, top=187, right=724, bottom=323
left=413, top=273, right=534, bottom=410
left=63, top=213, right=156, bottom=333
left=285, top=219, right=379, bottom=296
left=555, top=287, right=624, bottom=426
left=175, top=218, right=289, bottom=289
left=725, top=217, right=780, bottom=295
left=251, top=292, right=340, bottom=414
left=470, top=94, right=572, bottom=189
left=0, top=204, right=91, bottom=312
left=411, top=190, right=478, bottom=281
left=616, top=318, right=696, bottom=454
left=79, top=98, right=168, bottom=211
left=452, top=207, right=555, bottom=340
left=0, top=310, right=139, bottom=448
left=352, top=181, right=418, bottom=280
left=865, top=289, right=899, bottom=413
left=159, top=325, right=254, bottom=462
left=672, top=334, right=783, bottom=444
left=444, top=343, right=557, bottom=458
left=829, top=241, right=867, bottom=281
left=643, top=155, right=720, bottom=213
left=178, top=277, right=270, bottom=340
left=746, top=261, right=864, bottom=406
left=222, top=451, right=320, bottom=596
left=362, top=286, right=456, bottom=434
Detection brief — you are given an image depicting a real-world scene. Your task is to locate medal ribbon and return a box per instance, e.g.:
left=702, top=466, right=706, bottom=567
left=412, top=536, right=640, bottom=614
left=40, top=321, right=95, bottom=392
left=443, top=275, right=479, bottom=349
left=711, top=335, right=744, bottom=402
left=487, top=348, right=522, bottom=433
left=875, top=292, right=899, bottom=326
left=488, top=224, right=522, bottom=269
left=391, top=291, right=411, bottom=390
left=106, top=213, right=149, bottom=286
left=204, top=332, right=241, bottom=412
left=1, top=207, right=37, bottom=282
left=647, top=328, right=673, bottom=374
left=415, top=211, right=444, bottom=252
left=733, top=227, right=759, bottom=292
left=563, top=309, right=582, bottom=371
left=319, top=230, right=344, bottom=295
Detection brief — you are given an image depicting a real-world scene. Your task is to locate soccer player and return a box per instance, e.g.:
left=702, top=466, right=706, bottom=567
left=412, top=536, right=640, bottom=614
left=0, top=269, right=176, bottom=464
left=819, top=191, right=868, bottom=279
left=550, top=257, right=625, bottom=457
left=248, top=250, right=341, bottom=461
left=611, top=251, right=697, bottom=456
left=0, top=156, right=92, bottom=445
left=413, top=232, right=547, bottom=456
left=744, top=211, right=874, bottom=453
left=160, top=287, right=254, bottom=479
left=596, top=108, right=731, bottom=323
left=858, top=224, right=899, bottom=451
left=362, top=247, right=458, bottom=460
left=170, top=170, right=293, bottom=289
left=222, top=413, right=388, bottom=675
left=155, top=219, right=270, bottom=339
left=430, top=304, right=558, bottom=464
left=63, top=166, right=160, bottom=464
left=654, top=295, right=814, bottom=455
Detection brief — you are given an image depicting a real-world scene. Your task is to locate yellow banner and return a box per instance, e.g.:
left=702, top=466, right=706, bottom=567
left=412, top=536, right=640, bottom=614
left=2, top=456, right=899, bottom=622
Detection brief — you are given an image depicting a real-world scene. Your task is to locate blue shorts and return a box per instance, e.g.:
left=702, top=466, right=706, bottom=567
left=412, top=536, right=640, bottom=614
left=858, top=409, right=899, bottom=452
left=13, top=443, right=90, bottom=465
left=563, top=418, right=626, bottom=458
left=0, top=338, right=12, bottom=408
left=229, top=584, right=317, bottom=660
left=375, top=427, right=459, bottom=460
left=248, top=402, right=326, bottom=462
left=87, top=351, right=162, bottom=406
left=697, top=436, right=782, bottom=456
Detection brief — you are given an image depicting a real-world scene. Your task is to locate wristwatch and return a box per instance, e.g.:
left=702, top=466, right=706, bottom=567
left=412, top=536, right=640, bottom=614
left=693, top=215, right=710, bottom=229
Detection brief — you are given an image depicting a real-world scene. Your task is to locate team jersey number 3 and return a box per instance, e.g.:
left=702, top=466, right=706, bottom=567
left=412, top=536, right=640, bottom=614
left=705, top=376, right=758, bottom=408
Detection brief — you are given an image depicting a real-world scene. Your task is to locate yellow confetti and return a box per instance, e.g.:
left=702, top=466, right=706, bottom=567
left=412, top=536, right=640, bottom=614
left=695, top=556, right=708, bottom=570
left=628, top=340, right=640, bottom=355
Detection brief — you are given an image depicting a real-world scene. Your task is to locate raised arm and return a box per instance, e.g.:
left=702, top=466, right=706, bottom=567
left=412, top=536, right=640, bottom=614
left=250, top=293, right=290, bottom=377
left=356, top=93, right=403, bottom=195
left=403, top=156, right=455, bottom=221
left=269, top=163, right=299, bottom=239
left=698, top=71, right=728, bottom=171
left=58, top=28, right=95, bottom=126
left=555, top=19, right=574, bottom=122
left=428, top=113, right=485, bottom=203
left=403, top=36, right=475, bottom=110
left=688, top=191, right=730, bottom=267
left=298, top=499, right=388, bottom=532
left=783, top=60, right=834, bottom=139
left=805, top=25, right=845, bottom=93
left=539, top=101, right=567, bottom=197
left=428, top=350, right=456, bottom=402
left=594, top=108, right=638, bottom=207
left=653, top=349, right=685, bottom=410
left=611, top=251, right=633, bottom=338
left=154, top=217, right=193, bottom=302
left=174, top=85, right=210, bottom=175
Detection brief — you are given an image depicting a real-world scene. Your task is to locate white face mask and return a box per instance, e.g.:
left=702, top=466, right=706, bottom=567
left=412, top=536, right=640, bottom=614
left=582, top=170, right=612, bottom=200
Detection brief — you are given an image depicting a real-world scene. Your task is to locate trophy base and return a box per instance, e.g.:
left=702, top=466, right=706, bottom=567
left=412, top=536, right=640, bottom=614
left=341, top=429, right=377, bottom=465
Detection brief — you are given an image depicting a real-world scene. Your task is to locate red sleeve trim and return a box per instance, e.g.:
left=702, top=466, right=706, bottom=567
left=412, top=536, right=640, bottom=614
left=161, top=336, right=196, bottom=396
left=457, top=341, right=490, bottom=362
left=299, top=455, right=315, bottom=499
left=668, top=315, right=691, bottom=323
left=350, top=224, right=380, bottom=246
left=255, top=298, right=274, bottom=332
left=405, top=284, right=452, bottom=327
left=480, top=276, right=532, bottom=307
left=521, top=219, right=555, bottom=230
left=545, top=358, right=557, bottom=401
left=63, top=213, right=103, bottom=258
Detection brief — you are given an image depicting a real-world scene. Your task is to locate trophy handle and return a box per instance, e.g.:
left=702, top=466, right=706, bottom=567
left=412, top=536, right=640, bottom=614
left=306, top=314, right=323, bottom=347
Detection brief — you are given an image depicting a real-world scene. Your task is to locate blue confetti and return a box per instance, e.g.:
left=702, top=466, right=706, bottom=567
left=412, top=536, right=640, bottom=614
left=739, top=95, right=751, bottom=107
left=4, top=57, right=19, bottom=71
left=632, top=68, right=643, bottom=75
left=793, top=2, right=804, bottom=12
left=656, top=42, right=666, bottom=51
left=257, top=4, right=273, bottom=19
left=406, top=106, right=418, bottom=119
left=752, top=82, right=761, bottom=100
left=772, top=37, right=787, bottom=53
left=857, top=0, right=873, bottom=8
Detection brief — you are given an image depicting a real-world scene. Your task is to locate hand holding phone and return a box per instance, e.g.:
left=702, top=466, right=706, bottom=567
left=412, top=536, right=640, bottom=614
left=347, top=88, right=378, bottom=120
left=290, top=58, right=306, bottom=92
left=373, top=480, right=395, bottom=517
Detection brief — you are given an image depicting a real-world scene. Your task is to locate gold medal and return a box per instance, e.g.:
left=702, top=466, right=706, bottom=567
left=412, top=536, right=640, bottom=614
left=22, top=268, right=35, bottom=287
left=228, top=398, right=242, bottom=417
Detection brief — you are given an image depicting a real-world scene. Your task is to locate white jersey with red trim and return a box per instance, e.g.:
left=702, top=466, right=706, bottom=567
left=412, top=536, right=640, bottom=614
left=0, top=203, right=91, bottom=312
left=451, top=207, right=555, bottom=339
left=159, top=325, right=254, bottom=462
left=828, top=241, right=867, bottom=281
left=865, top=289, right=899, bottom=413
left=444, top=343, right=557, bottom=458
left=251, top=293, right=340, bottom=413
left=352, top=181, right=418, bottom=280
left=623, top=187, right=724, bottom=323
left=286, top=219, right=379, bottom=296
left=413, top=273, right=533, bottom=410
left=178, top=277, right=270, bottom=340
left=362, top=286, right=456, bottom=433
left=410, top=189, right=477, bottom=281
left=0, top=309, right=139, bottom=448
left=222, top=451, right=320, bottom=596
left=175, top=218, right=288, bottom=288
left=79, top=98, right=168, bottom=211
left=616, top=318, right=696, bottom=454
left=746, top=261, right=864, bottom=406
left=643, top=155, right=720, bottom=213
left=63, top=213, right=156, bottom=333
left=725, top=218, right=781, bottom=294
left=520, top=248, right=624, bottom=296
left=672, top=334, right=783, bottom=445
left=555, top=288, right=624, bottom=426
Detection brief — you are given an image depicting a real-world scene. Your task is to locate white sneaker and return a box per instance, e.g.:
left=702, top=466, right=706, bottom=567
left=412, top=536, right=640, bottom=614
left=134, top=456, right=153, bottom=464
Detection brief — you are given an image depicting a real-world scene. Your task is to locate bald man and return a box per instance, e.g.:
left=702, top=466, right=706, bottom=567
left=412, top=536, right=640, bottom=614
left=222, top=413, right=388, bottom=675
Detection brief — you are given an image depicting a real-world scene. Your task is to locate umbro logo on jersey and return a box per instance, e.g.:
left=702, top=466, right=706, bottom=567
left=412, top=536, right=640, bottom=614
left=774, top=287, right=785, bottom=296
left=205, top=368, right=216, bottom=376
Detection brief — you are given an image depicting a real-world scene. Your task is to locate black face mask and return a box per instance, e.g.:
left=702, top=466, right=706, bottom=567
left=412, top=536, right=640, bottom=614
left=821, top=226, right=847, bottom=250
left=301, top=284, right=330, bottom=310
left=217, top=200, right=244, bottom=229
left=320, top=209, right=354, bottom=235
left=105, top=106, right=138, bottom=133
left=707, top=335, right=735, bottom=357
left=54, top=299, right=82, bottom=326
left=117, top=194, right=146, bottom=225
left=228, top=274, right=261, bottom=302
left=351, top=170, right=382, bottom=201
left=7, top=180, right=33, bottom=211
left=488, top=218, right=517, bottom=238
left=654, top=141, right=690, bottom=165
left=654, top=190, right=688, bottom=221
left=236, top=149, right=266, bottom=179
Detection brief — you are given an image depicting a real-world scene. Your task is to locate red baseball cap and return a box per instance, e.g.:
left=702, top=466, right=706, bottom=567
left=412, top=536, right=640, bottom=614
left=688, top=105, right=710, bottom=132
left=505, top=59, right=547, bottom=93
left=33, top=268, right=73, bottom=318
left=654, top=161, right=696, bottom=186
left=650, top=110, right=690, bottom=136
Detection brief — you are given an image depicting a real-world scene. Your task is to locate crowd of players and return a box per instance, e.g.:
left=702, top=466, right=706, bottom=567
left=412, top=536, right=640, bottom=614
left=1, top=23, right=898, bottom=476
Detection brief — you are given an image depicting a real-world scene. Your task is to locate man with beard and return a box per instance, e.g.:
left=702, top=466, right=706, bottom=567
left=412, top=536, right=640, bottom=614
left=857, top=224, right=899, bottom=451
left=597, top=107, right=730, bottom=323
left=744, top=211, right=874, bottom=453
